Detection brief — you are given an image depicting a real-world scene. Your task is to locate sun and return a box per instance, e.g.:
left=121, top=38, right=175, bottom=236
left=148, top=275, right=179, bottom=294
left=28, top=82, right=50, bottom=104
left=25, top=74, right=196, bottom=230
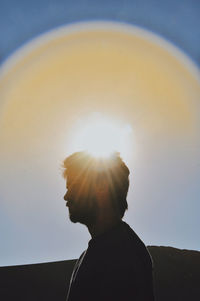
left=68, top=113, right=132, bottom=159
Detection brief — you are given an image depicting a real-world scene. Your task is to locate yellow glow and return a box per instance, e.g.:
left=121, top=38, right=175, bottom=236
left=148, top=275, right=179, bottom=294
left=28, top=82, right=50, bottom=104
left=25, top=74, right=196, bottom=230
left=69, top=113, right=132, bottom=158
left=0, top=22, right=199, bottom=168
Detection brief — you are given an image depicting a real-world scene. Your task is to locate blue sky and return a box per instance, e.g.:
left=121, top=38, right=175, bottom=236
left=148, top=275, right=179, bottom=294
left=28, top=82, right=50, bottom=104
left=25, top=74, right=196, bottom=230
left=0, top=0, right=200, bottom=66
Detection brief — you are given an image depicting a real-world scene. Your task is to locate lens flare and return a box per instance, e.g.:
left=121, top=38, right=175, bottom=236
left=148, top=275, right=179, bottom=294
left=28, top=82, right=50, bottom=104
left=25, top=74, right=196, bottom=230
left=68, top=114, right=132, bottom=159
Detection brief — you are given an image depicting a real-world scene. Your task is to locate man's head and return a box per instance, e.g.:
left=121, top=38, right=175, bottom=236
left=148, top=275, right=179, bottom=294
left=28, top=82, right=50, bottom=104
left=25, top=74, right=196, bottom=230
left=63, top=151, right=130, bottom=226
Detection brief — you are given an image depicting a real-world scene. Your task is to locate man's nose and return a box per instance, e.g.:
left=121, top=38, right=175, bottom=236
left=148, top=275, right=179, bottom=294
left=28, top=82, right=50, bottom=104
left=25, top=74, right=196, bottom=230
left=63, top=191, right=68, bottom=201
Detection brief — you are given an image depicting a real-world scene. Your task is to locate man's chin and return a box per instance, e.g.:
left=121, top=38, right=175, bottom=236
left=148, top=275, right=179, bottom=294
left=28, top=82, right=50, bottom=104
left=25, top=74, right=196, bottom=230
left=69, top=213, right=78, bottom=223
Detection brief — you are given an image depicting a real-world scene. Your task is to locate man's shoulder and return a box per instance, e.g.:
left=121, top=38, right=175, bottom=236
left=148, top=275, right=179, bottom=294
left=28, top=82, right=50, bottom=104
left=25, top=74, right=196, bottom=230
left=116, top=222, right=153, bottom=268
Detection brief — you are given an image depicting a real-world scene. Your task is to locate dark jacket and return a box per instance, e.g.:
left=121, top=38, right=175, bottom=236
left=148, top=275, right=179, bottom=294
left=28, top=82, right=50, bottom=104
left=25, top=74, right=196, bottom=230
left=66, top=221, right=155, bottom=301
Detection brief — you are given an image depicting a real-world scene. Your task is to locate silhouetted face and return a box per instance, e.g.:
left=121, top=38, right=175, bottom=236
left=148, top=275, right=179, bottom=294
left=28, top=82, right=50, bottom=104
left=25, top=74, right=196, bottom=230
left=63, top=171, right=98, bottom=226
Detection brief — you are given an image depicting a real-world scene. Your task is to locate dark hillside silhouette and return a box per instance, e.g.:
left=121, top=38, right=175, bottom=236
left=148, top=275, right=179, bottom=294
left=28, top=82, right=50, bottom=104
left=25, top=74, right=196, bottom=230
left=148, top=246, right=200, bottom=301
left=0, top=259, right=75, bottom=301
left=0, top=246, right=199, bottom=301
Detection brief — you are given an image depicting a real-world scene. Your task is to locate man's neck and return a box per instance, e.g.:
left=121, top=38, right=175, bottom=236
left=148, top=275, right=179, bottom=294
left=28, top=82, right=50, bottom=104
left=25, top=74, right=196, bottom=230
left=87, top=215, right=121, bottom=238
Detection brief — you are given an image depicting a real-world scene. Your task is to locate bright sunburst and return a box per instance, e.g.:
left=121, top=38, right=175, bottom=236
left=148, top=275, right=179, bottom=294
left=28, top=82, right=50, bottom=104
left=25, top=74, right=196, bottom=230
left=69, top=113, right=132, bottom=159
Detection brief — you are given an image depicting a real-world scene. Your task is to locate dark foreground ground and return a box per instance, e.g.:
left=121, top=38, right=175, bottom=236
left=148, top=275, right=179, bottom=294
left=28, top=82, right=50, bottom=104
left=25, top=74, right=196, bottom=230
left=0, top=246, right=200, bottom=301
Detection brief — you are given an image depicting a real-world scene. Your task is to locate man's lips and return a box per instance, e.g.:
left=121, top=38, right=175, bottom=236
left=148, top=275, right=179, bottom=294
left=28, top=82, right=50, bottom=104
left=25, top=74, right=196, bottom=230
left=66, top=200, right=73, bottom=207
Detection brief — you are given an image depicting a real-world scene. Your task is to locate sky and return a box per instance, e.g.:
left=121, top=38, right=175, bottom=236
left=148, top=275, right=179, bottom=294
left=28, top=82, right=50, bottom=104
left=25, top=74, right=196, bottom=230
left=0, top=1, right=200, bottom=266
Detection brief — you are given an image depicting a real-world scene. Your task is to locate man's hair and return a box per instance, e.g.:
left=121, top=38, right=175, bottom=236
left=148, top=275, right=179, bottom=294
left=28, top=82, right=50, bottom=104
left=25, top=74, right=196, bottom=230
left=63, top=151, right=130, bottom=218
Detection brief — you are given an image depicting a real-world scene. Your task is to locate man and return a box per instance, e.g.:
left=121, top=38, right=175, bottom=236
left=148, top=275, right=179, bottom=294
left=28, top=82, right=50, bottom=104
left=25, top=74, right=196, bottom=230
left=63, top=151, right=155, bottom=301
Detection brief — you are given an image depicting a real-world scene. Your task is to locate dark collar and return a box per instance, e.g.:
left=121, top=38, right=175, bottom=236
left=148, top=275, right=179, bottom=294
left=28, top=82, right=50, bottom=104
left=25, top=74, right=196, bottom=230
left=88, top=220, right=127, bottom=248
